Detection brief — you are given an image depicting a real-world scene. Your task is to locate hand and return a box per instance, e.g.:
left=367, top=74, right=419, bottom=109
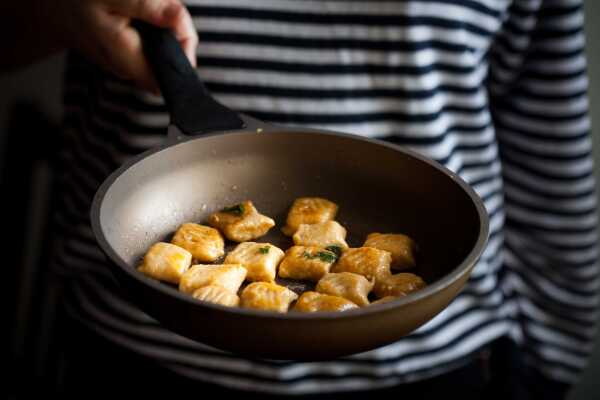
left=55, top=0, right=198, bottom=92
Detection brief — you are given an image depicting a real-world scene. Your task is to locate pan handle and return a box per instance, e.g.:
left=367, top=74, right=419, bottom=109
left=134, top=21, right=245, bottom=135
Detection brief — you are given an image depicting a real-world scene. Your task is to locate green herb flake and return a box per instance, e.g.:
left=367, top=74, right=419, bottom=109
left=315, top=251, right=337, bottom=263
left=302, top=250, right=338, bottom=263
left=325, top=245, right=342, bottom=258
left=258, top=246, right=270, bottom=254
left=221, top=203, right=245, bottom=215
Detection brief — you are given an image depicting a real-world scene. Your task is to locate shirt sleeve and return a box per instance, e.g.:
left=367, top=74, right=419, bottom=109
left=486, top=0, right=599, bottom=386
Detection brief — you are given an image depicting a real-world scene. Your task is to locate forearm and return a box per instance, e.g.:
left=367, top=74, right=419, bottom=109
left=0, top=0, right=68, bottom=71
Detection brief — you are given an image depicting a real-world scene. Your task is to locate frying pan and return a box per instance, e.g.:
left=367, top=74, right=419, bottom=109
left=90, top=22, right=489, bottom=360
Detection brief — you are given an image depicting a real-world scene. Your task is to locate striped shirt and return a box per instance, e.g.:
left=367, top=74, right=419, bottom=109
left=54, top=0, right=598, bottom=394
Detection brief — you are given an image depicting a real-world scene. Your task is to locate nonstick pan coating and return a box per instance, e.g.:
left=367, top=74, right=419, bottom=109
left=90, top=23, right=489, bottom=360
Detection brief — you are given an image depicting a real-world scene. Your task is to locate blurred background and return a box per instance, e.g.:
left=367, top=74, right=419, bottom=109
left=2, top=2, right=600, bottom=399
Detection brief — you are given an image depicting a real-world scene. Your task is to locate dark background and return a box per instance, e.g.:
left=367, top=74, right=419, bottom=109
left=2, top=2, right=600, bottom=399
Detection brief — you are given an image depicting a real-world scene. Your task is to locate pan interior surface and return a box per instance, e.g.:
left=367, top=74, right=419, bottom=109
left=100, top=130, right=482, bottom=295
left=94, top=129, right=488, bottom=358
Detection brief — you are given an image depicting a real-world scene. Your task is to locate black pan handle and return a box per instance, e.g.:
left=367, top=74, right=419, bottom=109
left=134, top=21, right=245, bottom=135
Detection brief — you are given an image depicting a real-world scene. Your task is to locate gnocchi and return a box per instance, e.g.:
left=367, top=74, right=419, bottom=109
left=224, top=242, right=285, bottom=282
left=208, top=200, right=275, bottom=242
left=316, top=272, right=374, bottom=307
left=292, top=221, right=349, bottom=249
left=137, top=242, right=192, bottom=284
left=241, top=282, right=298, bottom=313
left=282, top=197, right=338, bottom=236
left=171, top=223, right=225, bottom=262
left=278, top=246, right=337, bottom=282
left=364, top=233, right=417, bottom=271
left=374, top=273, right=427, bottom=298
left=138, top=197, right=427, bottom=313
left=333, top=247, right=392, bottom=283
left=294, top=291, right=358, bottom=312
left=192, top=285, right=240, bottom=307
left=179, top=264, right=247, bottom=295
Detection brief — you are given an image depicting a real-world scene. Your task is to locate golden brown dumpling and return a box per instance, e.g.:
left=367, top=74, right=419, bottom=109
left=240, top=282, right=298, bottom=313
left=171, top=223, right=224, bottom=262
left=192, top=285, right=240, bottom=307
left=363, top=233, right=417, bottom=271
left=224, top=242, right=285, bottom=282
left=179, top=264, right=247, bottom=294
left=316, top=272, right=374, bottom=307
left=293, top=291, right=358, bottom=312
left=137, top=242, right=192, bottom=284
left=374, top=273, right=426, bottom=298
left=278, top=246, right=338, bottom=282
left=208, top=200, right=275, bottom=242
left=282, top=197, right=338, bottom=236
left=333, top=247, right=392, bottom=283
left=292, top=221, right=349, bottom=249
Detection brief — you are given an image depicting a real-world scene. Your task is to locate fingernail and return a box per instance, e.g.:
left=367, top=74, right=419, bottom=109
left=162, top=3, right=181, bottom=19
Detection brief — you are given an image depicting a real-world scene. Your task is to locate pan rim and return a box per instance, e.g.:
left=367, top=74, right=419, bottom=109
left=91, top=125, right=489, bottom=321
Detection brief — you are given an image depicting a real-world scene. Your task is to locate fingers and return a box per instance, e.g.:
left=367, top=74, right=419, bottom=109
left=93, top=9, right=159, bottom=92
left=103, top=0, right=181, bottom=26
left=75, top=0, right=199, bottom=92
left=103, top=0, right=198, bottom=66
left=170, top=4, right=198, bottom=67
left=113, top=27, right=160, bottom=92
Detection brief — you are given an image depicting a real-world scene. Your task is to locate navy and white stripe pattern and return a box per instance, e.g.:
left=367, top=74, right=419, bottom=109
left=54, top=0, right=598, bottom=394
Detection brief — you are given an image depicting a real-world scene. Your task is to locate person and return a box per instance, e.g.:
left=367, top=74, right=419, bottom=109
left=3, top=0, right=597, bottom=399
